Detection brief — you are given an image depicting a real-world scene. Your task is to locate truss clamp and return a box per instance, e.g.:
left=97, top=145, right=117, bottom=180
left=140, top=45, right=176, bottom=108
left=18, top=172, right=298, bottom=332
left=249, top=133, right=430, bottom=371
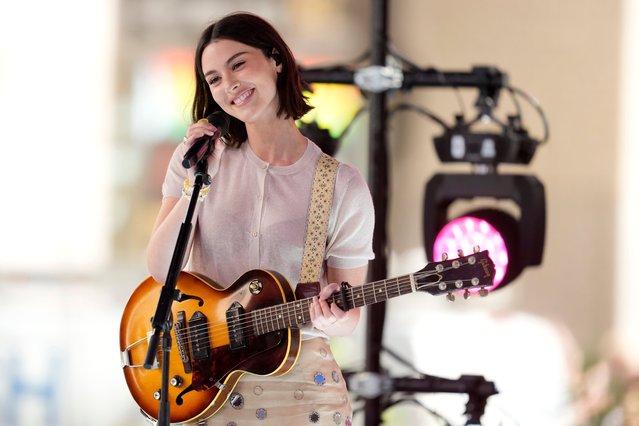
left=354, top=64, right=403, bottom=93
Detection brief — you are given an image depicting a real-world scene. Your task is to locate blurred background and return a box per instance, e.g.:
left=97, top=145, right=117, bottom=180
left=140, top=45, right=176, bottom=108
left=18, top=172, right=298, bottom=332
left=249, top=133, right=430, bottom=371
left=0, top=0, right=637, bottom=425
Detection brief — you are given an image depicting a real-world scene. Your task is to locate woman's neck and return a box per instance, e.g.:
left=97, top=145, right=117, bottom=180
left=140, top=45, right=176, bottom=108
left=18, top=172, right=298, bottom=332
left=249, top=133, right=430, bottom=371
left=245, top=118, right=308, bottom=166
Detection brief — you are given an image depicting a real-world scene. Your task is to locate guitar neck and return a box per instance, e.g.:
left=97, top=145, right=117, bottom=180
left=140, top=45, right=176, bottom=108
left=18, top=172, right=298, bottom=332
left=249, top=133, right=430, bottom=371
left=251, top=274, right=416, bottom=335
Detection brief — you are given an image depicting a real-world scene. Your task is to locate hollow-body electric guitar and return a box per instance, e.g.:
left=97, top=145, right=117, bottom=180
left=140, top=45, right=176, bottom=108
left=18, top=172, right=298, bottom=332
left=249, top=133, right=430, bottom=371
left=119, top=250, right=495, bottom=424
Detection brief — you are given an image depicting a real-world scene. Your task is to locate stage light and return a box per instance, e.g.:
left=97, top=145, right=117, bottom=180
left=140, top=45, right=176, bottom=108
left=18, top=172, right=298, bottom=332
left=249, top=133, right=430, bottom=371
left=424, top=173, right=545, bottom=291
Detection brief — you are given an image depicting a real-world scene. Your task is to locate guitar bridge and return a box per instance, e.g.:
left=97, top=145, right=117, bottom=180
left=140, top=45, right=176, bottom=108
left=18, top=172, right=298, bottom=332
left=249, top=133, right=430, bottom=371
left=174, top=311, right=193, bottom=373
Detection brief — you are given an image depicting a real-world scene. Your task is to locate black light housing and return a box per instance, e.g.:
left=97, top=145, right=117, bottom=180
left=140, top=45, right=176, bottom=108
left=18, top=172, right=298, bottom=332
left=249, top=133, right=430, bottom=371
left=423, top=173, right=546, bottom=290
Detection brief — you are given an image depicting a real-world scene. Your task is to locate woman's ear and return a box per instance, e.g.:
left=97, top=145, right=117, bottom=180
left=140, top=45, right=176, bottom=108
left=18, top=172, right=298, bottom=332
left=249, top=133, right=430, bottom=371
left=270, top=48, right=282, bottom=65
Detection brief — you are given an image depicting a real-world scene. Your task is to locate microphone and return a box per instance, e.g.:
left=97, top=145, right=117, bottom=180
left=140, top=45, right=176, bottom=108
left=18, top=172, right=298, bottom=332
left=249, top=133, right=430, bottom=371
left=182, top=111, right=230, bottom=169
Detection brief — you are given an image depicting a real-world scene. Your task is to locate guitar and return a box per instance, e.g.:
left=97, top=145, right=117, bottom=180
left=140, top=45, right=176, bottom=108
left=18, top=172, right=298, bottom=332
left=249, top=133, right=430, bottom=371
left=119, top=250, right=495, bottom=424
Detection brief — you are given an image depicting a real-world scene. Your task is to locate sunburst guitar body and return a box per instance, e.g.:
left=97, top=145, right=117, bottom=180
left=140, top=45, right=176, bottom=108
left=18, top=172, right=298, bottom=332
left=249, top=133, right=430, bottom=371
left=120, top=269, right=300, bottom=424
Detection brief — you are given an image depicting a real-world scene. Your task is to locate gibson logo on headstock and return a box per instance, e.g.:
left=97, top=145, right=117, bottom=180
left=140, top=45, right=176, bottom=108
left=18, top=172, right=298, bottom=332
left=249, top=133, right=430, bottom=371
left=479, top=258, right=493, bottom=278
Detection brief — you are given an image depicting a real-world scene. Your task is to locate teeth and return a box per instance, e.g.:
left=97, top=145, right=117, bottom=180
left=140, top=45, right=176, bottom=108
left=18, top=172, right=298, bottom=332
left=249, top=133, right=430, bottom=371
left=234, top=90, right=252, bottom=105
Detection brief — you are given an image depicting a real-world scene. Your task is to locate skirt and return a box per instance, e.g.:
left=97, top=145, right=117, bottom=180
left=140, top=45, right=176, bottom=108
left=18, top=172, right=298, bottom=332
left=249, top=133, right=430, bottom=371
left=185, top=337, right=353, bottom=425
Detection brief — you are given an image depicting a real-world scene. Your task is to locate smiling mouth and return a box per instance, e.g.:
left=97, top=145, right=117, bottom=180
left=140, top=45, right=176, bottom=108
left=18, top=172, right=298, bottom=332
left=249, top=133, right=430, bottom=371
left=232, top=89, right=254, bottom=106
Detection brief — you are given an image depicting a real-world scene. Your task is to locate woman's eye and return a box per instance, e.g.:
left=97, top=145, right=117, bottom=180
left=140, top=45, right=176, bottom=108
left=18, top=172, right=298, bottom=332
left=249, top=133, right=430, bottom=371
left=208, top=76, right=220, bottom=86
left=232, top=61, right=245, bottom=70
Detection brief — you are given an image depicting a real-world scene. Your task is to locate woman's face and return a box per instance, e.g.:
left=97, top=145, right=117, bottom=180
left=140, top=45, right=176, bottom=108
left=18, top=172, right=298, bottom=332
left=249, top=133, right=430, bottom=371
left=201, top=39, right=282, bottom=125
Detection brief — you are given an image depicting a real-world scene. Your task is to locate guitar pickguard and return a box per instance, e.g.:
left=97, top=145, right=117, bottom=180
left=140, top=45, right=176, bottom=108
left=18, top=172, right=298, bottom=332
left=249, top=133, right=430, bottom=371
left=190, top=330, right=285, bottom=391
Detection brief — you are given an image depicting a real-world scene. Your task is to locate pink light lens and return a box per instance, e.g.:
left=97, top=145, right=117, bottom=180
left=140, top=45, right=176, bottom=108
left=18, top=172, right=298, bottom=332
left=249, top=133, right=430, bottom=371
left=432, top=216, right=508, bottom=291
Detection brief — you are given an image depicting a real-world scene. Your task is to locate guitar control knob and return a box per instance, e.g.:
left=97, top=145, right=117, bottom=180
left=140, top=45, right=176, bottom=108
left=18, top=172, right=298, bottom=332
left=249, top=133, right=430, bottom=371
left=479, top=288, right=489, bottom=297
left=446, top=292, right=455, bottom=302
left=170, top=375, right=184, bottom=388
left=441, top=252, right=448, bottom=261
left=457, top=249, right=464, bottom=257
left=153, top=389, right=161, bottom=400
left=463, top=289, right=471, bottom=300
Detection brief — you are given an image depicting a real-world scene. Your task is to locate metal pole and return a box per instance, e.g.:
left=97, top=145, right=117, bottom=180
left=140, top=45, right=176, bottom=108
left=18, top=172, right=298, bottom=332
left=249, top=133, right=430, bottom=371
left=364, top=0, right=389, bottom=424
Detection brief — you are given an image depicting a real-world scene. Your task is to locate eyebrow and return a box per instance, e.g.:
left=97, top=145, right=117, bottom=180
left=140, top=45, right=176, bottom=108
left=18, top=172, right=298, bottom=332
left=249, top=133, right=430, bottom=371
left=203, top=51, right=248, bottom=77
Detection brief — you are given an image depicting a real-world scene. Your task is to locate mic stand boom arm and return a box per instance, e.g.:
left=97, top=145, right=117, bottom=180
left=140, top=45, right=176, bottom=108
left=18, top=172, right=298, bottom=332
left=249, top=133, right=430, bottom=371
left=143, top=158, right=212, bottom=426
left=391, top=374, right=498, bottom=425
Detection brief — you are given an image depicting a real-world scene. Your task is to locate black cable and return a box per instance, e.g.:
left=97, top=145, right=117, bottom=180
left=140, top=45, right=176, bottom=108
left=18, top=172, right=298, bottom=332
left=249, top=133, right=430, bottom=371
left=389, top=102, right=450, bottom=130
left=506, top=85, right=550, bottom=143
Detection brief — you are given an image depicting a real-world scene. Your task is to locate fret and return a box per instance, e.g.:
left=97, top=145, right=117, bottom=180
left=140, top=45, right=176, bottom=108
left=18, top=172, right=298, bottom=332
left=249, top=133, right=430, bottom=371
left=294, top=301, right=304, bottom=326
left=266, top=306, right=273, bottom=332
left=262, top=307, right=269, bottom=333
left=252, top=310, right=261, bottom=336
left=275, top=306, right=284, bottom=330
left=401, top=276, right=414, bottom=296
left=284, top=303, right=292, bottom=328
left=384, top=278, right=389, bottom=301
left=373, top=283, right=388, bottom=303
left=302, top=299, right=311, bottom=324
left=354, top=286, right=365, bottom=308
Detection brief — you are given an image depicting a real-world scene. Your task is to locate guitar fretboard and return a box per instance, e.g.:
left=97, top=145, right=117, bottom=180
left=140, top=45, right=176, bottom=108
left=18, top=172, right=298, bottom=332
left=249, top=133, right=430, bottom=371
left=250, top=274, right=417, bottom=336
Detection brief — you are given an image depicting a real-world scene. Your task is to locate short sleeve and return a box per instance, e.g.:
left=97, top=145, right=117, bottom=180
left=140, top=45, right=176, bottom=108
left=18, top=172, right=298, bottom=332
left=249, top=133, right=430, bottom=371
left=325, top=164, right=375, bottom=269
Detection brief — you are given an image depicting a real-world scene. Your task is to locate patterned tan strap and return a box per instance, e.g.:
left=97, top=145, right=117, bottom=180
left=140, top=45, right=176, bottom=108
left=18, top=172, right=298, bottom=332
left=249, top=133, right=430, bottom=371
left=299, top=153, right=339, bottom=284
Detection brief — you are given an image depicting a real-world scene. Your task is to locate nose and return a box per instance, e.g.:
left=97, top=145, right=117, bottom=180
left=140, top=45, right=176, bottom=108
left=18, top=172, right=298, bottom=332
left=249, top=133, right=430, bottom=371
left=226, top=79, right=240, bottom=93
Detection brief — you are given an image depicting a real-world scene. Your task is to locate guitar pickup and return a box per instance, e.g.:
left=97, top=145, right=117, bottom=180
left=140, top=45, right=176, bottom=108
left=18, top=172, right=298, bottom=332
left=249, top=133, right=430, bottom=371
left=174, top=311, right=192, bottom=373
left=226, top=301, right=246, bottom=350
left=188, top=311, right=210, bottom=361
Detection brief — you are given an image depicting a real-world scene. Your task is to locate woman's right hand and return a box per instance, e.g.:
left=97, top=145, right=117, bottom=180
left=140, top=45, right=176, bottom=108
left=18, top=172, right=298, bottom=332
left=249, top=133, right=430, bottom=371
left=183, top=119, right=220, bottom=147
left=182, top=119, right=227, bottom=179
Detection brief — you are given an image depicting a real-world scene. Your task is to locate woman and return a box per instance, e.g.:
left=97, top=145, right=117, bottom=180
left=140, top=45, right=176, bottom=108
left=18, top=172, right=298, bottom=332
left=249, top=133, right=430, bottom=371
left=146, top=12, right=374, bottom=425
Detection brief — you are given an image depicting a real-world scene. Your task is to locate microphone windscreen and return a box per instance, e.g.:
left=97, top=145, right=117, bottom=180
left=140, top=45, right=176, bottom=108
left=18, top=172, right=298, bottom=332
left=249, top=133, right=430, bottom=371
left=206, top=111, right=230, bottom=134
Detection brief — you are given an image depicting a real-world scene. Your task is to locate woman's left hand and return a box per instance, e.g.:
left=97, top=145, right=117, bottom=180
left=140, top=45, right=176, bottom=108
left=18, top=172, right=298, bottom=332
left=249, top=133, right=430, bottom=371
left=309, top=282, right=346, bottom=332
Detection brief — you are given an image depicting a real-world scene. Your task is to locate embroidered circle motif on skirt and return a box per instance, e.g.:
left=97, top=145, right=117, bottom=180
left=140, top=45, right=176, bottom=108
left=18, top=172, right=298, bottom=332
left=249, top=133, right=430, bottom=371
left=294, top=389, right=304, bottom=400
left=309, top=411, right=320, bottom=423
left=255, top=408, right=267, bottom=420
left=228, top=392, right=244, bottom=409
left=332, top=370, right=340, bottom=383
left=345, top=416, right=352, bottom=426
left=333, top=411, right=342, bottom=425
left=320, top=348, right=328, bottom=358
left=227, top=423, right=237, bottom=426
left=313, top=371, right=326, bottom=385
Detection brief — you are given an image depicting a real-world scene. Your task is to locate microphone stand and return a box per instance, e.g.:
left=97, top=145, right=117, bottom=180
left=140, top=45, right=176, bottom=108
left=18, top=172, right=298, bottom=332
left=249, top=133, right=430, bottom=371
left=143, top=151, right=212, bottom=426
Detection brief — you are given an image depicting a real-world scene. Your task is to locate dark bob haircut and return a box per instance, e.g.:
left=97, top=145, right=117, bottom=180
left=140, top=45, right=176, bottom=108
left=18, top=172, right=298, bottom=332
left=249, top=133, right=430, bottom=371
left=192, top=12, right=312, bottom=146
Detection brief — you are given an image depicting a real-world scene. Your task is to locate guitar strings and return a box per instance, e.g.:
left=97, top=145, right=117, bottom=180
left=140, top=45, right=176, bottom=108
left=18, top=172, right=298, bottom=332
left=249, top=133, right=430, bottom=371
left=169, top=262, right=482, bottom=349
left=171, top=276, right=419, bottom=349
left=171, top=264, right=476, bottom=347
left=173, top=269, right=474, bottom=348
left=174, top=276, right=484, bottom=351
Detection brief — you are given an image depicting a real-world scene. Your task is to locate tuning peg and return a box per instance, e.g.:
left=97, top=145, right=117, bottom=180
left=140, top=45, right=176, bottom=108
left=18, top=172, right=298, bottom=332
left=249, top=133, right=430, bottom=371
left=473, top=245, right=480, bottom=253
left=457, top=249, right=464, bottom=257
left=463, top=289, right=471, bottom=300
left=441, top=252, right=448, bottom=261
left=479, top=287, right=489, bottom=297
left=446, top=292, right=456, bottom=302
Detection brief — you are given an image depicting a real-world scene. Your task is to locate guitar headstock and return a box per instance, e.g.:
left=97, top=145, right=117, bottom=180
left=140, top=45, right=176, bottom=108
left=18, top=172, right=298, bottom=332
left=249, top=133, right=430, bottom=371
left=415, top=248, right=495, bottom=300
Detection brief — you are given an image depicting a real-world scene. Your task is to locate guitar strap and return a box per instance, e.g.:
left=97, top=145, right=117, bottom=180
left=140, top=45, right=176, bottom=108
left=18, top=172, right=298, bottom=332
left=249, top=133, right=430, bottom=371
left=296, top=152, right=339, bottom=298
